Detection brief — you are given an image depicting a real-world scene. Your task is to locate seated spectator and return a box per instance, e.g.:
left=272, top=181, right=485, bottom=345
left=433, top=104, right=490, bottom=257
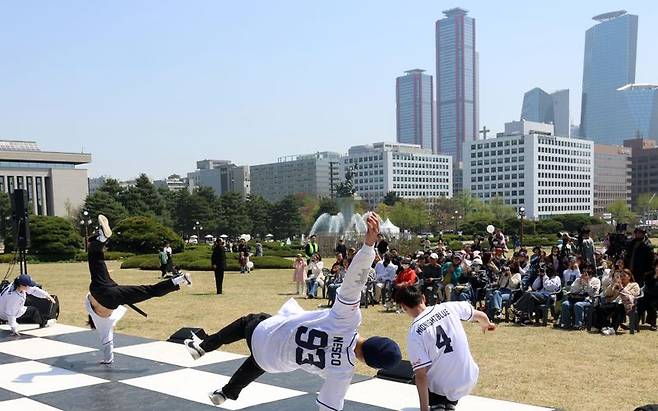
left=562, top=257, right=581, bottom=286
left=326, top=261, right=346, bottom=307
left=373, top=254, right=398, bottom=304
left=394, top=257, right=417, bottom=288
left=330, top=253, right=344, bottom=275
left=442, top=255, right=464, bottom=301
left=305, top=253, right=324, bottom=299
left=511, top=267, right=561, bottom=323
left=559, top=266, right=600, bottom=329
left=419, top=253, right=443, bottom=305
left=637, top=259, right=658, bottom=331
left=486, top=266, right=521, bottom=321
left=545, top=246, right=561, bottom=277
left=596, top=269, right=641, bottom=335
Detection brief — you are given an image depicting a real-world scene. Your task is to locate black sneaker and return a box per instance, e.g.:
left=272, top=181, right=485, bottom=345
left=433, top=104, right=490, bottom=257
left=208, top=390, right=227, bottom=406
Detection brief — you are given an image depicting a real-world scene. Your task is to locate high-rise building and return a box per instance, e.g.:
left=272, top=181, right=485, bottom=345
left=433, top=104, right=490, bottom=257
left=521, top=88, right=570, bottom=137
left=436, top=7, right=478, bottom=162
left=187, top=160, right=250, bottom=198
left=342, top=142, right=452, bottom=205
left=396, top=69, right=434, bottom=151
left=464, top=121, right=594, bottom=219
left=250, top=152, right=340, bottom=203
left=617, top=84, right=658, bottom=139
left=624, top=138, right=658, bottom=207
left=580, top=10, right=638, bottom=143
left=593, top=144, right=632, bottom=215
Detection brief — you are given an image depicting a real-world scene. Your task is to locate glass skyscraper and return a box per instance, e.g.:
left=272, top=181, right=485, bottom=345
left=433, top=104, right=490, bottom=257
left=521, top=88, right=570, bottom=137
left=580, top=10, right=638, bottom=143
left=436, top=7, right=478, bottom=162
left=617, top=84, right=658, bottom=139
left=396, top=69, right=434, bottom=151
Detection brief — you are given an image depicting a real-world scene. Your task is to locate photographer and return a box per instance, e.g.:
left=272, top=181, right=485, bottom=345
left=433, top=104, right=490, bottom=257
left=419, top=253, right=443, bottom=305
left=562, top=257, right=581, bottom=287
left=0, top=274, right=56, bottom=336
left=486, top=265, right=521, bottom=321
left=624, top=227, right=655, bottom=287
left=511, top=266, right=561, bottom=323
left=559, top=266, right=600, bottom=330
left=637, top=259, right=658, bottom=331
left=579, top=228, right=595, bottom=268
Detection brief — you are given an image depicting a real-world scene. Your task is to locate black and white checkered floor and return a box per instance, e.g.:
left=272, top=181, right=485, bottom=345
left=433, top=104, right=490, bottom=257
left=0, top=324, right=554, bottom=411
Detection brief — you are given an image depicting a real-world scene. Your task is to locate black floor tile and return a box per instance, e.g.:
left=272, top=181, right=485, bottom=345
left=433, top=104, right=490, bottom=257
left=0, top=387, right=21, bottom=402
left=44, top=330, right=153, bottom=349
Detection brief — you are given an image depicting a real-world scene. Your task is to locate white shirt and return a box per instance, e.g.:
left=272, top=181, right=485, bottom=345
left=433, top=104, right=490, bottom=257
left=251, top=244, right=376, bottom=411
left=532, top=274, right=562, bottom=293
left=374, top=261, right=397, bottom=282
left=562, top=267, right=581, bottom=284
left=0, top=284, right=50, bottom=333
left=84, top=294, right=126, bottom=363
left=407, top=302, right=479, bottom=401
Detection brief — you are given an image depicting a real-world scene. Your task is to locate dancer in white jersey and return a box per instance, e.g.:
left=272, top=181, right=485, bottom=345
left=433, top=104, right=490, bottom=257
left=184, top=213, right=402, bottom=410
left=394, top=285, right=496, bottom=411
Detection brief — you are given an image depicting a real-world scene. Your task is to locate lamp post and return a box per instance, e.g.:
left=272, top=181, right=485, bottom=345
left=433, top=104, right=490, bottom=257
left=518, top=207, right=526, bottom=247
left=193, top=221, right=203, bottom=241
left=80, top=210, right=93, bottom=251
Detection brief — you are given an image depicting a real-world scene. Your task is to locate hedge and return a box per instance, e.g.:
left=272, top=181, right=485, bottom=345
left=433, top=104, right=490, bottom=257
left=121, top=251, right=292, bottom=271
left=0, top=250, right=134, bottom=264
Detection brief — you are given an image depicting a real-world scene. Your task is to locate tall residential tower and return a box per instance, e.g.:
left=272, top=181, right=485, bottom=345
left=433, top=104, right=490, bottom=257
left=396, top=69, right=434, bottom=151
left=435, top=7, right=478, bottom=162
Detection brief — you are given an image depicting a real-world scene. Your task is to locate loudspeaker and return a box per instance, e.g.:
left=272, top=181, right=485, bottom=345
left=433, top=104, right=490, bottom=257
left=376, top=360, right=415, bottom=384
left=167, top=327, right=208, bottom=344
left=11, top=189, right=30, bottom=250
left=25, top=294, right=60, bottom=321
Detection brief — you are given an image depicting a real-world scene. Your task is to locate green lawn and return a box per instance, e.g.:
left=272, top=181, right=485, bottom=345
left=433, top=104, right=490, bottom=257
left=9, top=261, right=658, bottom=411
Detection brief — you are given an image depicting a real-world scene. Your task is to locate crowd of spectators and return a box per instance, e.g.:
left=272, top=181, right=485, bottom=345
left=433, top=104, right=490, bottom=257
left=307, top=226, right=658, bottom=335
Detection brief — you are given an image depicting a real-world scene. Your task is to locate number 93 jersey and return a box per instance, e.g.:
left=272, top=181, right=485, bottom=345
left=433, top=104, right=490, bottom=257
left=407, top=301, right=479, bottom=401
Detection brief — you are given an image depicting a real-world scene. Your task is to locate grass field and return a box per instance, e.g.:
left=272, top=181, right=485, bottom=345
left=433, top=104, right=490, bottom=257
left=7, top=261, right=657, bottom=411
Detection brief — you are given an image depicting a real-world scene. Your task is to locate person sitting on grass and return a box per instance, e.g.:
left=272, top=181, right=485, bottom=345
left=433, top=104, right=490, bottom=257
left=0, top=274, right=57, bottom=336
left=394, top=285, right=495, bottom=411
left=596, top=269, right=640, bottom=335
left=558, top=265, right=600, bottom=330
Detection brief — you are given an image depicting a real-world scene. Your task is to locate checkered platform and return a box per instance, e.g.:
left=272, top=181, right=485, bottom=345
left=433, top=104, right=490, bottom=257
left=0, top=323, right=555, bottom=411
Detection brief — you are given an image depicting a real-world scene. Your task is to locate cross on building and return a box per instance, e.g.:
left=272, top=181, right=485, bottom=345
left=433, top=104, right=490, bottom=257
left=479, top=126, right=491, bottom=139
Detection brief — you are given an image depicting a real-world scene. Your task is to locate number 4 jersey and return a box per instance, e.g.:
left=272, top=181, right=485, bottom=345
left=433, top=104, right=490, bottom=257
left=407, top=301, right=479, bottom=401
left=251, top=244, right=376, bottom=411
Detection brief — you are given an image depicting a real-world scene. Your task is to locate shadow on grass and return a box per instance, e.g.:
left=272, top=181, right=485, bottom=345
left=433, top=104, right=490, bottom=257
left=190, top=292, right=218, bottom=296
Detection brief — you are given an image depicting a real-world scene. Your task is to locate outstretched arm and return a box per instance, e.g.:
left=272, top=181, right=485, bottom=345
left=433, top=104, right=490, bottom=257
left=332, top=214, right=379, bottom=311
left=471, top=309, right=496, bottom=334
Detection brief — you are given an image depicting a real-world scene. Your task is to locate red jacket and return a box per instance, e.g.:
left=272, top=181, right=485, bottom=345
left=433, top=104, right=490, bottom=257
left=395, top=268, right=417, bottom=287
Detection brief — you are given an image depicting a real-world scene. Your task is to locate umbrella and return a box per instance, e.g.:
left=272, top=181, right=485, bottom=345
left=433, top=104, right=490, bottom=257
left=265, top=233, right=274, bottom=238
left=220, top=234, right=228, bottom=238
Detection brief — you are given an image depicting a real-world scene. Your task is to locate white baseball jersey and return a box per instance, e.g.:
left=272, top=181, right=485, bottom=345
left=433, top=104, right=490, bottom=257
left=251, top=244, right=376, bottom=411
left=407, top=301, right=479, bottom=401
left=84, top=293, right=126, bottom=363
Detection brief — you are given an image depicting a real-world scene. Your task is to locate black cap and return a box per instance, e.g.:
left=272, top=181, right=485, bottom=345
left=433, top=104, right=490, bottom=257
left=361, top=336, right=402, bottom=370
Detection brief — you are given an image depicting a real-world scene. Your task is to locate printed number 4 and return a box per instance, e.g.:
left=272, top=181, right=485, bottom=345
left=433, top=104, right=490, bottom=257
left=435, top=325, right=453, bottom=353
left=295, top=326, right=328, bottom=369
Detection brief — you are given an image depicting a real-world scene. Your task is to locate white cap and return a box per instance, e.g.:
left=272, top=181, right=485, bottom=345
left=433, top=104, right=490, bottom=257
left=429, top=253, right=439, bottom=260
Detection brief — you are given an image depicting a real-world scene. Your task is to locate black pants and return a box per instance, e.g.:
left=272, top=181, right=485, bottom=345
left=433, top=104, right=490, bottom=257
left=637, top=297, right=658, bottom=326
left=429, top=391, right=458, bottom=410
left=214, top=270, right=224, bottom=294
left=201, top=313, right=271, bottom=400
left=514, top=291, right=548, bottom=316
left=91, top=280, right=179, bottom=310
left=596, top=303, right=624, bottom=330
left=17, top=306, right=46, bottom=327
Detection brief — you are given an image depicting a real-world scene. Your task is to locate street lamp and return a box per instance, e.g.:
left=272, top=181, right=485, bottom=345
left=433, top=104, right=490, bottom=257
left=518, top=207, right=526, bottom=247
left=80, top=210, right=93, bottom=251
left=193, top=221, right=203, bottom=240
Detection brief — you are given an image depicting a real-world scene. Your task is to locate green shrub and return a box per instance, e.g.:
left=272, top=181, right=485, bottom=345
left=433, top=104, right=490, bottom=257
left=29, top=216, right=82, bottom=260
left=448, top=240, right=464, bottom=251
left=120, top=250, right=292, bottom=271
left=73, top=251, right=136, bottom=262
left=111, top=216, right=183, bottom=254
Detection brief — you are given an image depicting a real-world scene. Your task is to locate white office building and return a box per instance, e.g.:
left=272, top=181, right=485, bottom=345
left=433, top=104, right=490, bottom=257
left=464, top=121, right=594, bottom=219
left=342, top=142, right=452, bottom=205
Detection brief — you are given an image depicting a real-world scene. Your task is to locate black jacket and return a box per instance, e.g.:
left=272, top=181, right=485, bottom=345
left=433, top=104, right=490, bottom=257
left=624, top=237, right=655, bottom=287
left=211, top=247, right=226, bottom=270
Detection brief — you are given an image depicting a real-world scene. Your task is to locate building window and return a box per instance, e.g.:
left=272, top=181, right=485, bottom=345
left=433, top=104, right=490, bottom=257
left=35, top=177, right=43, bottom=215
left=26, top=177, right=34, bottom=205
left=0, top=176, right=4, bottom=193
left=7, top=176, right=14, bottom=193
left=17, top=176, right=24, bottom=190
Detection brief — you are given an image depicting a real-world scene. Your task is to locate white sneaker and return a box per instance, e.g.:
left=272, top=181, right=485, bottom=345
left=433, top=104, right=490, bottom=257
left=184, top=338, right=205, bottom=360
left=208, top=390, right=227, bottom=406
left=45, top=319, right=57, bottom=327
left=98, top=215, right=112, bottom=240
left=183, top=272, right=192, bottom=287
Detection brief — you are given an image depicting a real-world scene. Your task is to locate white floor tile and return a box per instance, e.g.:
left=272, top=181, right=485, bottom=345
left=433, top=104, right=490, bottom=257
left=345, top=379, right=554, bottom=411
left=0, top=361, right=108, bottom=396
left=114, top=341, right=246, bottom=367
left=0, top=398, right=63, bottom=410
left=0, top=337, right=95, bottom=360
left=121, top=368, right=305, bottom=410
left=22, top=324, right=87, bottom=338
left=0, top=324, right=40, bottom=332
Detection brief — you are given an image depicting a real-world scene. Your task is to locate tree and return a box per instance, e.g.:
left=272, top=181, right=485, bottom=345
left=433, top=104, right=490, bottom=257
left=173, top=188, right=217, bottom=236
left=485, top=197, right=517, bottom=230
left=112, top=216, right=183, bottom=254
left=118, top=174, right=167, bottom=221
left=247, top=195, right=272, bottom=238
left=635, top=192, right=657, bottom=214
left=80, top=191, right=129, bottom=231
left=217, top=192, right=251, bottom=237
left=271, top=195, right=303, bottom=239
left=383, top=191, right=402, bottom=207
left=314, top=197, right=339, bottom=220
left=0, top=192, right=11, bottom=242
left=97, top=178, right=124, bottom=198
left=389, top=199, right=429, bottom=233
left=607, top=200, right=637, bottom=225
left=29, top=216, right=83, bottom=259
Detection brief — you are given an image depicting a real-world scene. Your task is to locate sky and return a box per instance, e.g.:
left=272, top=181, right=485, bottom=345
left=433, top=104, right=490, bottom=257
left=1, top=1, right=657, bottom=180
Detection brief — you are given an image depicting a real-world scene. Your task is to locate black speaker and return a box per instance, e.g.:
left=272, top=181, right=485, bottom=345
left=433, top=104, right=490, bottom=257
left=11, top=189, right=30, bottom=250
left=376, top=360, right=415, bottom=384
left=25, top=294, right=60, bottom=321
left=167, top=327, right=208, bottom=344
